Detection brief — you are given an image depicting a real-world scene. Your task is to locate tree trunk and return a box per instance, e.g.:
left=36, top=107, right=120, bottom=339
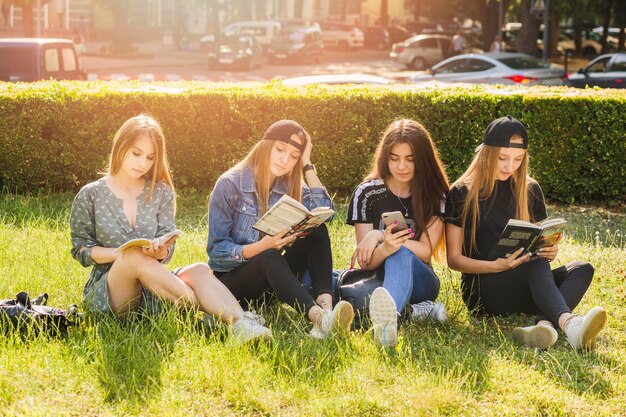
left=517, top=0, right=541, bottom=56
left=548, top=6, right=560, bottom=58
left=380, top=0, right=389, bottom=26
left=600, top=2, right=611, bottom=54
left=340, top=0, right=347, bottom=21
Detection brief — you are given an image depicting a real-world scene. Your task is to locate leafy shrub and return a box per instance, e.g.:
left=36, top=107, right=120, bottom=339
left=0, top=81, right=624, bottom=204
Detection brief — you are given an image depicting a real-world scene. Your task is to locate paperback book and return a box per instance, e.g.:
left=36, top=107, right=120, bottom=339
left=253, top=194, right=334, bottom=237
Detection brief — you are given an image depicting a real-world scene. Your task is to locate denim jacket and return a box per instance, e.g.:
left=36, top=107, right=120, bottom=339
left=207, top=165, right=333, bottom=272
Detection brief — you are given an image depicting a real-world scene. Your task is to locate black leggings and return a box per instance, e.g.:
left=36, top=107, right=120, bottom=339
left=214, top=224, right=333, bottom=317
left=461, top=259, right=594, bottom=327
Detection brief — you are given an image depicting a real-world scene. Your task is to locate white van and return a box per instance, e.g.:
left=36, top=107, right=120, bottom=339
left=222, top=21, right=281, bottom=48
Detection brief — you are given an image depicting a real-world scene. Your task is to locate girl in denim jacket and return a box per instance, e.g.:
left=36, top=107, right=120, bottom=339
left=207, top=120, right=353, bottom=338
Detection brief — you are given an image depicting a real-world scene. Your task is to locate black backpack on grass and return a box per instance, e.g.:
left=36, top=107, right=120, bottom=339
left=335, top=268, right=384, bottom=330
left=0, top=292, right=82, bottom=335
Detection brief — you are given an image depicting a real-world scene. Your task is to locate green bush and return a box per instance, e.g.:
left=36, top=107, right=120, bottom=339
left=0, top=81, right=624, bottom=204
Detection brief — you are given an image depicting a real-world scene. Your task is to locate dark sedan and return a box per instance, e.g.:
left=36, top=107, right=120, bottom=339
left=208, top=35, right=264, bottom=71
left=568, top=52, right=626, bottom=88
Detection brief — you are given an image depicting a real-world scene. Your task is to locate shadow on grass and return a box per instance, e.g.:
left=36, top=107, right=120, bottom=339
left=87, top=307, right=184, bottom=408
left=252, top=302, right=357, bottom=387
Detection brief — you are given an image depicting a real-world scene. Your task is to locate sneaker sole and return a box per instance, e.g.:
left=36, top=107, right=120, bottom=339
left=512, top=325, right=558, bottom=349
left=333, top=300, right=354, bottom=333
left=369, top=287, right=398, bottom=347
left=580, top=307, right=608, bottom=350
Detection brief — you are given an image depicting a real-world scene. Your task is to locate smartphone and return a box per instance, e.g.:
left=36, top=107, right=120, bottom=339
left=382, top=211, right=409, bottom=233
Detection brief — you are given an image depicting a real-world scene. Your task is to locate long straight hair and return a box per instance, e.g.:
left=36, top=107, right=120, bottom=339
left=366, top=119, right=450, bottom=261
left=452, top=144, right=532, bottom=256
left=107, top=115, right=176, bottom=211
left=232, top=140, right=303, bottom=215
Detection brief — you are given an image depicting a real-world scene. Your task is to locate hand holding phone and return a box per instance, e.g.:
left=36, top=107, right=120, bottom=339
left=382, top=211, right=409, bottom=233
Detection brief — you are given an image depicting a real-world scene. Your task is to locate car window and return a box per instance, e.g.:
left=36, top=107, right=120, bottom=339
left=414, top=38, right=438, bottom=48
left=498, top=56, right=550, bottom=69
left=0, top=47, right=36, bottom=74
left=241, top=27, right=267, bottom=37
left=61, top=47, right=77, bottom=71
left=44, top=48, right=60, bottom=72
left=587, top=57, right=610, bottom=73
left=611, top=55, right=626, bottom=71
left=435, top=59, right=467, bottom=73
left=463, top=58, right=495, bottom=72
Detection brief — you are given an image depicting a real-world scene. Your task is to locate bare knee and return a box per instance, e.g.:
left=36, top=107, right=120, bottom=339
left=177, top=262, right=214, bottom=285
left=116, top=247, right=157, bottom=268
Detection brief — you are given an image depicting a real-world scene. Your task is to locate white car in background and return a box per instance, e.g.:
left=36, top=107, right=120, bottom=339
left=319, top=22, right=364, bottom=51
left=411, top=52, right=567, bottom=85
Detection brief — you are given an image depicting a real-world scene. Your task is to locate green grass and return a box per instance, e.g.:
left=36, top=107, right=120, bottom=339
left=1, top=190, right=625, bottom=416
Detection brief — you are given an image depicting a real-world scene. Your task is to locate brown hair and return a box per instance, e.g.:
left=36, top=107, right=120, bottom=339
left=107, top=115, right=175, bottom=210
left=366, top=119, right=449, bottom=260
left=233, top=138, right=303, bottom=215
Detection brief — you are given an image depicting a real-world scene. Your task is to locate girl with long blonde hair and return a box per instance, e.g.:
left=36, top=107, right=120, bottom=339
left=445, top=115, right=606, bottom=351
left=207, top=120, right=353, bottom=339
left=347, top=119, right=449, bottom=347
left=70, top=115, right=271, bottom=343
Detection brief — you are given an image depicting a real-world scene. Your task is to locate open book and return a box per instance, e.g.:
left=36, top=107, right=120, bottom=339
left=252, top=194, right=334, bottom=237
left=113, top=229, right=183, bottom=254
left=487, top=218, right=567, bottom=260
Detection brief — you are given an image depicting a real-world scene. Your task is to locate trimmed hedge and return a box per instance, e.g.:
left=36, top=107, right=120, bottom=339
left=0, top=81, right=624, bottom=204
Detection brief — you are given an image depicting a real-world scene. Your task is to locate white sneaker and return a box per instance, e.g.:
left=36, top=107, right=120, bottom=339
left=512, top=324, right=558, bottom=349
left=314, top=301, right=354, bottom=339
left=410, top=301, right=448, bottom=323
left=565, top=306, right=608, bottom=351
left=369, top=287, right=398, bottom=347
left=230, top=311, right=272, bottom=344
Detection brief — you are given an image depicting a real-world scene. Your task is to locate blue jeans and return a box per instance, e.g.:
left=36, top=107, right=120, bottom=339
left=382, top=246, right=440, bottom=313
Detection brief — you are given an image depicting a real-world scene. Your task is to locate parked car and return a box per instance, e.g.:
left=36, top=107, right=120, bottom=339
left=267, top=26, right=323, bottom=64
left=281, top=73, right=391, bottom=86
left=390, top=34, right=452, bottom=70
left=362, top=26, right=413, bottom=50
left=568, top=52, right=626, bottom=88
left=0, top=38, right=84, bottom=82
left=390, top=34, right=482, bottom=70
left=319, top=21, right=364, bottom=51
left=411, top=52, right=567, bottom=85
left=202, top=21, right=281, bottom=50
left=207, top=35, right=264, bottom=70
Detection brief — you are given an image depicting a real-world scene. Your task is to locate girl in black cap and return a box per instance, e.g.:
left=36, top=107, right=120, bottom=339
left=207, top=120, right=354, bottom=339
left=445, top=115, right=607, bottom=350
left=347, top=119, right=450, bottom=347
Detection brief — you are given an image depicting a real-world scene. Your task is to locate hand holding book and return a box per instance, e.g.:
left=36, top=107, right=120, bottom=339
left=113, top=229, right=183, bottom=260
left=487, top=218, right=566, bottom=261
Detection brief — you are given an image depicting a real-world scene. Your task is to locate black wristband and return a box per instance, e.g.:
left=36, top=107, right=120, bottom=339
left=302, top=163, right=316, bottom=174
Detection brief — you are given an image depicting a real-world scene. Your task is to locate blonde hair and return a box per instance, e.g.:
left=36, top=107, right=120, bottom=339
left=232, top=139, right=303, bottom=215
left=107, top=115, right=176, bottom=211
left=452, top=143, right=534, bottom=256
left=366, top=119, right=449, bottom=261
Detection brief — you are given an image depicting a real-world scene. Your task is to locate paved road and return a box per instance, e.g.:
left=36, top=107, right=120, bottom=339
left=80, top=41, right=588, bottom=83
left=81, top=42, right=410, bottom=82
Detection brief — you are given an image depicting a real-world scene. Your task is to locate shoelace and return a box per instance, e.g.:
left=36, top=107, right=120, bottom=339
left=243, top=310, right=266, bottom=327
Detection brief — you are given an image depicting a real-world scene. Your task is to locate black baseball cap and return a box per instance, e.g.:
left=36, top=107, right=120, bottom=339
left=262, top=120, right=306, bottom=152
left=482, top=115, right=528, bottom=149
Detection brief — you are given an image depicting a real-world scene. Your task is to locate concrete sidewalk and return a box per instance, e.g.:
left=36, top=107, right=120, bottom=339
left=81, top=41, right=207, bottom=72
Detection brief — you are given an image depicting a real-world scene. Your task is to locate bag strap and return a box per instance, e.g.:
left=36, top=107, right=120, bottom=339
left=15, top=292, right=32, bottom=309
left=33, top=293, right=49, bottom=306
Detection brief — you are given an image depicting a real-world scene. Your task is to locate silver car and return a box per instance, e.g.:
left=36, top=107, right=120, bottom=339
left=390, top=34, right=452, bottom=70
left=411, top=52, right=567, bottom=85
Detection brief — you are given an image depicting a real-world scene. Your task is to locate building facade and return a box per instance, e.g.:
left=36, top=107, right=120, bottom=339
left=1, top=0, right=404, bottom=39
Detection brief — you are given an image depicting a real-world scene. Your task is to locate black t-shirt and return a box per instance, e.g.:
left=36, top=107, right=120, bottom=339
left=347, top=178, right=444, bottom=232
left=444, top=178, right=547, bottom=260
